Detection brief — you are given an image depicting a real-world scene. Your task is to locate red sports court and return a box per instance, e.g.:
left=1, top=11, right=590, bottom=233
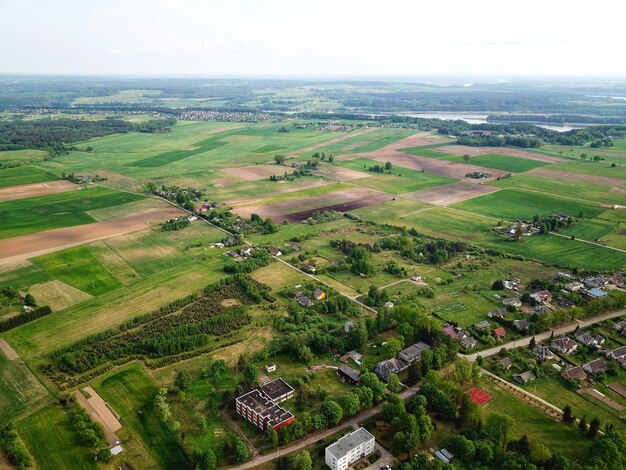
left=467, top=387, right=492, bottom=405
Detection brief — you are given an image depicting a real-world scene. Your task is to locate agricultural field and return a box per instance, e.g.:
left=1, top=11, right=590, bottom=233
left=0, top=186, right=144, bottom=239
left=0, top=166, right=59, bottom=187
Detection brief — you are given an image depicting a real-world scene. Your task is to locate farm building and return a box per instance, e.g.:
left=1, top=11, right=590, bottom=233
left=337, top=364, right=360, bottom=385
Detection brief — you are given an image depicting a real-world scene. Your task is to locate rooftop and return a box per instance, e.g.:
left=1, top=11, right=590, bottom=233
left=260, top=378, right=293, bottom=401
left=326, top=427, right=374, bottom=459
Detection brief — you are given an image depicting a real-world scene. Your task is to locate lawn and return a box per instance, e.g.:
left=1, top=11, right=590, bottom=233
left=0, top=166, right=59, bottom=187
left=95, top=365, right=189, bottom=469
left=334, top=158, right=454, bottom=194
left=31, top=245, right=122, bottom=296
left=0, top=185, right=144, bottom=239
left=452, top=188, right=605, bottom=221
left=481, top=381, right=593, bottom=464
left=17, top=404, right=95, bottom=470
left=0, top=353, right=51, bottom=425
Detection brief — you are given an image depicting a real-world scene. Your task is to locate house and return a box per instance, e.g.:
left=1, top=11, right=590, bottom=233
left=563, top=281, right=584, bottom=292
left=460, top=336, right=477, bottom=349
left=241, top=247, right=253, bottom=256
left=488, top=308, right=507, bottom=319
left=265, top=363, right=276, bottom=373
left=398, top=342, right=431, bottom=364
left=551, top=337, right=578, bottom=355
left=383, top=301, right=394, bottom=309
left=614, top=320, right=626, bottom=334
left=296, top=293, right=314, bottom=308
left=411, top=275, right=422, bottom=282
left=235, top=381, right=295, bottom=432
left=343, top=320, right=354, bottom=333
left=513, top=319, right=530, bottom=331
left=531, top=290, right=552, bottom=303
left=513, top=371, right=536, bottom=384
left=583, top=358, right=608, bottom=375
left=260, top=378, right=294, bottom=403
left=575, top=332, right=605, bottom=348
left=607, top=346, right=626, bottom=361
left=474, top=320, right=491, bottom=330
left=561, top=366, right=587, bottom=382
left=532, top=305, right=551, bottom=315
left=492, top=327, right=506, bottom=339
left=609, top=273, right=624, bottom=287
left=302, top=264, right=316, bottom=274
left=583, top=276, right=607, bottom=288
left=503, top=298, right=522, bottom=308
left=325, top=427, right=375, bottom=470
left=434, top=449, right=455, bottom=464
left=187, top=215, right=197, bottom=222
left=586, top=288, right=608, bottom=300
left=498, top=357, right=513, bottom=370
left=110, top=445, right=123, bottom=457
left=268, top=247, right=283, bottom=257
left=337, top=364, right=360, bottom=385
left=224, top=250, right=238, bottom=257
left=374, top=358, right=405, bottom=382
left=557, top=297, right=575, bottom=309
left=533, top=346, right=555, bottom=362
left=442, top=325, right=458, bottom=339
left=313, top=288, right=327, bottom=301
left=288, top=243, right=300, bottom=251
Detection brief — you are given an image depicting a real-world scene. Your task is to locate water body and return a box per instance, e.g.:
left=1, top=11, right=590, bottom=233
left=404, top=113, right=585, bottom=132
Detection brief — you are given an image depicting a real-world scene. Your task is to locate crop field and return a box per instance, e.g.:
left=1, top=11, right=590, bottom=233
left=0, top=353, right=51, bottom=425
left=0, top=149, right=48, bottom=164
left=452, top=188, right=605, bottom=221
left=0, top=186, right=144, bottom=239
left=334, top=158, right=455, bottom=194
left=548, top=160, right=626, bottom=180
left=95, top=366, right=188, bottom=468
left=16, top=404, right=95, bottom=470
left=0, top=166, right=59, bottom=187
left=31, top=245, right=122, bottom=296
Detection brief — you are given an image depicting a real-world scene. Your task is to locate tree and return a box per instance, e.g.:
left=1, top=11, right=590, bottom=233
left=354, top=386, right=374, bottom=409
left=359, top=373, right=386, bottom=402
left=267, top=426, right=278, bottom=448
left=209, top=359, right=227, bottom=385
left=274, top=154, right=286, bottom=165
left=463, top=154, right=470, bottom=163
left=232, top=434, right=251, bottom=462
left=446, top=434, right=475, bottom=462
left=242, top=364, right=258, bottom=389
left=588, top=418, right=601, bottom=438
left=578, top=415, right=587, bottom=433
left=290, top=451, right=313, bottom=470
left=492, top=279, right=504, bottom=290
left=382, top=338, right=403, bottom=359
left=387, top=374, right=402, bottom=393
left=485, top=413, right=513, bottom=449
left=529, top=336, right=536, bottom=348
left=320, top=400, right=343, bottom=425
left=175, top=370, right=192, bottom=391
left=385, top=161, right=392, bottom=170
left=391, top=431, right=407, bottom=456
left=407, top=360, right=422, bottom=386
left=338, top=393, right=361, bottom=416
left=24, top=293, right=36, bottom=306
left=193, top=449, right=217, bottom=470
left=563, top=404, right=574, bottom=424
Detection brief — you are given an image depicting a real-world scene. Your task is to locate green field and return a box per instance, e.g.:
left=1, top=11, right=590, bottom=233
left=0, top=166, right=59, bottom=187
left=481, top=382, right=592, bottom=464
left=0, top=353, right=51, bottom=425
left=31, top=245, right=122, bottom=296
left=0, top=149, right=48, bottom=165
left=452, top=188, right=604, bottom=221
left=0, top=186, right=144, bottom=239
left=334, top=158, right=454, bottom=194
left=549, top=160, right=626, bottom=180
left=401, top=147, right=551, bottom=173
left=17, top=404, right=95, bottom=470
left=129, top=135, right=229, bottom=167
left=96, top=365, right=189, bottom=468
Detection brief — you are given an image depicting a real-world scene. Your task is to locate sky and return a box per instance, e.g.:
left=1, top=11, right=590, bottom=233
left=1, top=0, right=625, bottom=77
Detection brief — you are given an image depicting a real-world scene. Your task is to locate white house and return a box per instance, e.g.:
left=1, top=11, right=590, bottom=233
left=325, top=427, right=375, bottom=470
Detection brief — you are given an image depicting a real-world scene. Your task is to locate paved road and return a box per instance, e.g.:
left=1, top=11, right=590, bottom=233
left=230, top=382, right=421, bottom=469
left=462, top=308, right=626, bottom=362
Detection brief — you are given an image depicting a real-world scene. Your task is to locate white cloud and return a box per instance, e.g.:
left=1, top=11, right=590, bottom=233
left=0, top=0, right=624, bottom=76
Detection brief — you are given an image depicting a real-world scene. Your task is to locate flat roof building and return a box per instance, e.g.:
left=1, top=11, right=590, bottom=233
left=235, top=388, right=295, bottom=432
left=260, top=378, right=294, bottom=403
left=325, top=427, right=375, bottom=470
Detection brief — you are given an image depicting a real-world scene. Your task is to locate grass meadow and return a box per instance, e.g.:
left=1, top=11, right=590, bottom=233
left=0, top=353, right=51, bottom=425
left=0, top=186, right=144, bottom=239
left=95, top=365, right=189, bottom=468
left=17, top=404, right=95, bottom=470
left=0, top=165, right=59, bottom=187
